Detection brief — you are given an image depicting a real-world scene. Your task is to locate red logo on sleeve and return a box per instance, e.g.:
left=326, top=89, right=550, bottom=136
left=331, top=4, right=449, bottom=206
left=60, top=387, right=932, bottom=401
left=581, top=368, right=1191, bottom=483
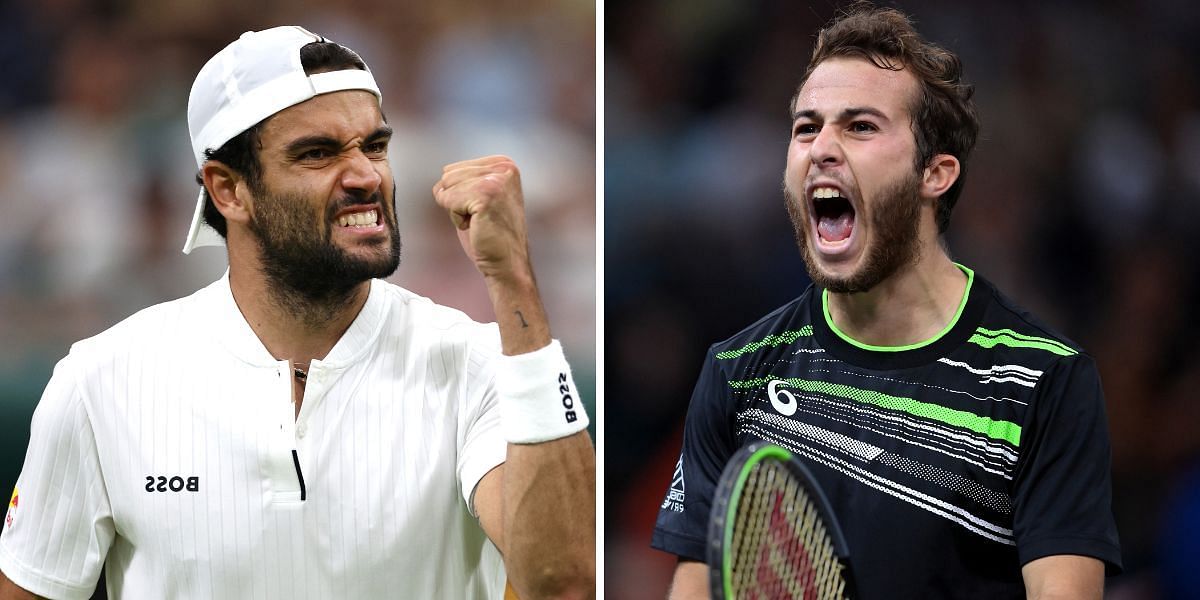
left=4, top=486, right=15, bottom=529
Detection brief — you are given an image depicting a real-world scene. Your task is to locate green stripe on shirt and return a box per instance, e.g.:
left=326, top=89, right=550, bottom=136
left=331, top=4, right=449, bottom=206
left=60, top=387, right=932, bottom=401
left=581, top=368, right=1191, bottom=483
left=969, top=327, right=1076, bottom=356
left=715, top=326, right=813, bottom=360
left=729, top=376, right=1022, bottom=446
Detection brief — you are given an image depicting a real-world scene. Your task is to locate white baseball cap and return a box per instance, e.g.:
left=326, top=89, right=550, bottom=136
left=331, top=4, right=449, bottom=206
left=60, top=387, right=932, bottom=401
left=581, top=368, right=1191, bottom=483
left=184, top=25, right=382, bottom=254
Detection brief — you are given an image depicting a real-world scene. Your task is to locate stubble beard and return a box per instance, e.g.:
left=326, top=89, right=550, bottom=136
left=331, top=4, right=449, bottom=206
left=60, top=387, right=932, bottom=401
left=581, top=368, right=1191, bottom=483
left=785, top=170, right=924, bottom=294
left=248, top=183, right=402, bottom=327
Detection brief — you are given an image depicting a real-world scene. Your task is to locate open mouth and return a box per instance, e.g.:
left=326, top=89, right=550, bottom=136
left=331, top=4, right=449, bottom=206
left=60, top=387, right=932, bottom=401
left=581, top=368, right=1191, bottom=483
left=811, top=186, right=855, bottom=244
left=336, top=209, right=380, bottom=228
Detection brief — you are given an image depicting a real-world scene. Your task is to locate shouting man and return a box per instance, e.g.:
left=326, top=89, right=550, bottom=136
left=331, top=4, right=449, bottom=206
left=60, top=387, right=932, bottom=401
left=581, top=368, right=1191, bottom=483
left=652, top=4, right=1120, bottom=598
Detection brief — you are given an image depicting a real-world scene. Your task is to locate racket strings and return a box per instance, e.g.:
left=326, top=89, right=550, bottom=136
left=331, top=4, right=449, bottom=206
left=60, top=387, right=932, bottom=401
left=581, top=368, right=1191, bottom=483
left=729, top=461, right=847, bottom=600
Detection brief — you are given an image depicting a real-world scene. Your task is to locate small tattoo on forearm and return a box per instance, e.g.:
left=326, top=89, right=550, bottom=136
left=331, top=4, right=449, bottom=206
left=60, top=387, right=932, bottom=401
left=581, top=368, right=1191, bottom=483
left=515, top=310, right=529, bottom=328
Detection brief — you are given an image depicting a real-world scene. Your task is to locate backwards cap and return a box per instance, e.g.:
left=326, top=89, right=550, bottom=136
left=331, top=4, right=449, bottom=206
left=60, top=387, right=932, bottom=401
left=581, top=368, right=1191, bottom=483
left=184, top=26, right=381, bottom=253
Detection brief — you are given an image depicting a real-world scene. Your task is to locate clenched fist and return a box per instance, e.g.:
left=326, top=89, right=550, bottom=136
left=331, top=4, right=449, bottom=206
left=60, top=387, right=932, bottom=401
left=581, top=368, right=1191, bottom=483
left=434, top=155, right=550, bottom=354
left=433, top=155, right=534, bottom=283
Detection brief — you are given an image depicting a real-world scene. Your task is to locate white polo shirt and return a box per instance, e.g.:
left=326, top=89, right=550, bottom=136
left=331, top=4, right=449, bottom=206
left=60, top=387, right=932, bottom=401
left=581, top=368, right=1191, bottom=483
left=0, top=275, right=508, bottom=599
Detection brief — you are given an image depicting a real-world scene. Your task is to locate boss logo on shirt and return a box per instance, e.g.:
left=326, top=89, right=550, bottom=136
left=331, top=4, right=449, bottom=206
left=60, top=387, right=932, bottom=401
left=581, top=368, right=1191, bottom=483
left=144, top=475, right=200, bottom=492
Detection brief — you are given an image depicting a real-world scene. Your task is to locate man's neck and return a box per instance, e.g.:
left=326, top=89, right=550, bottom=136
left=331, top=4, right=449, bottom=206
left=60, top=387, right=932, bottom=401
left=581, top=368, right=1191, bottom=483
left=227, top=261, right=370, bottom=366
left=825, top=250, right=967, bottom=348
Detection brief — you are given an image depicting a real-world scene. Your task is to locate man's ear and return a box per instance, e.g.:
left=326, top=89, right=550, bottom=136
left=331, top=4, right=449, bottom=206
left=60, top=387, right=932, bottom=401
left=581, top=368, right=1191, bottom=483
left=921, top=153, right=961, bottom=200
left=201, top=162, right=254, bottom=225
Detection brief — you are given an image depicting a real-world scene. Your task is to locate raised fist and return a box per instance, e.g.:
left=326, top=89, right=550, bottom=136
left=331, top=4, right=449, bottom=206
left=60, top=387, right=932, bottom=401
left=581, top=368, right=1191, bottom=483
left=432, top=155, right=534, bottom=283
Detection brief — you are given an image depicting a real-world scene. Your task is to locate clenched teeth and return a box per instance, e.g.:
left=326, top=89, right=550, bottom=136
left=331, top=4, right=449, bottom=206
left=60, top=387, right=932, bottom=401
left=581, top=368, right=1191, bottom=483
left=337, top=210, right=378, bottom=227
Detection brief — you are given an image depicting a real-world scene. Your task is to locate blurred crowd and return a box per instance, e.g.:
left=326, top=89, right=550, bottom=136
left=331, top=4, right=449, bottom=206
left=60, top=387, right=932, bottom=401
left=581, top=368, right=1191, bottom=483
left=606, top=0, right=1200, bottom=598
left=0, top=0, right=596, bottom=573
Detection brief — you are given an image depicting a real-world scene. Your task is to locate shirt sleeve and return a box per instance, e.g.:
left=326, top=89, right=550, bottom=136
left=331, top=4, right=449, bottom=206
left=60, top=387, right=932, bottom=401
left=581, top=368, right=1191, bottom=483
left=650, top=347, right=738, bottom=561
left=1011, top=352, right=1122, bottom=572
left=0, top=353, right=114, bottom=600
left=456, top=325, right=507, bottom=516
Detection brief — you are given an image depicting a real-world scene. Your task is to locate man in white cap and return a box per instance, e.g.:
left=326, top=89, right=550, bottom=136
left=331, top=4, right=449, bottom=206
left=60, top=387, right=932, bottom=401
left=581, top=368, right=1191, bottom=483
left=0, top=26, right=594, bottom=599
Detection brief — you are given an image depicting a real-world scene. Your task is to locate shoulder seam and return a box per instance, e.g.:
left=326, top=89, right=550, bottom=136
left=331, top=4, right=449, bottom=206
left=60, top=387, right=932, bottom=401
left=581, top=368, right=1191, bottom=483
left=711, top=287, right=814, bottom=350
left=979, top=284, right=1083, bottom=353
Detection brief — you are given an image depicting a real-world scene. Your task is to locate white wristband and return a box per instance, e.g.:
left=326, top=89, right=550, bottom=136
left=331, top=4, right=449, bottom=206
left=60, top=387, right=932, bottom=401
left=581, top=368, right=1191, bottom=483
left=495, top=339, right=590, bottom=444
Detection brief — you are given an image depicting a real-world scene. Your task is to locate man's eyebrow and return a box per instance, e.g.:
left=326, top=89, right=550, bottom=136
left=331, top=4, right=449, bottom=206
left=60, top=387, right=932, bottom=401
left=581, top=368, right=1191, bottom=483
left=366, top=125, right=393, bottom=142
left=284, top=135, right=341, bottom=156
left=793, top=109, right=821, bottom=121
left=285, top=125, right=394, bottom=156
left=791, top=107, right=890, bottom=122
left=841, top=107, right=889, bottom=121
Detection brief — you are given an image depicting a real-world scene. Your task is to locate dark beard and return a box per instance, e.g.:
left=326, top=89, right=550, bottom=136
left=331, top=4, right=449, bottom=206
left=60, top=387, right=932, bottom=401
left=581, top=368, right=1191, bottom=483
left=785, top=171, right=923, bottom=294
left=248, top=184, right=402, bottom=325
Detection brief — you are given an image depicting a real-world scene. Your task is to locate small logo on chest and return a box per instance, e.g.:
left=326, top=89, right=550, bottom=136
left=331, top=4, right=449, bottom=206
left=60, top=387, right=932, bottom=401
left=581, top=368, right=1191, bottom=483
left=145, top=475, right=200, bottom=492
left=766, top=379, right=798, bottom=416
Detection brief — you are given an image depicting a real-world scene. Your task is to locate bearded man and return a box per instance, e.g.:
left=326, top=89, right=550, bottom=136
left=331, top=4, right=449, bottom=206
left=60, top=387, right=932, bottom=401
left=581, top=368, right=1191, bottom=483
left=0, top=26, right=594, bottom=600
left=651, top=5, right=1120, bottom=598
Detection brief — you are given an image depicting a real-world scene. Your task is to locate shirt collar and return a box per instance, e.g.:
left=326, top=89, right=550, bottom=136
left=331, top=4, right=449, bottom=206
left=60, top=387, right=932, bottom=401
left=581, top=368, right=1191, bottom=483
left=201, top=272, right=391, bottom=369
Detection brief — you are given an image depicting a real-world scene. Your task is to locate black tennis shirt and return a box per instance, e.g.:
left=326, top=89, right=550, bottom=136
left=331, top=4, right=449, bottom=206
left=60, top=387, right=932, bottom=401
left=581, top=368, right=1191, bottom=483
left=651, top=267, right=1121, bottom=599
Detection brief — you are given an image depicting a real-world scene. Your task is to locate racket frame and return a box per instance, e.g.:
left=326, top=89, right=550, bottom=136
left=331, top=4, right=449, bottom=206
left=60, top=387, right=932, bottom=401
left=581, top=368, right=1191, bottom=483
left=707, top=440, right=853, bottom=599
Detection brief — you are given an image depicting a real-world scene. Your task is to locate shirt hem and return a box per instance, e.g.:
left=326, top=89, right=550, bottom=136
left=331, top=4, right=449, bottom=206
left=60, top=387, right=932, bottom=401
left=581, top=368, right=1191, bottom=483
left=650, top=528, right=706, bottom=563
left=0, top=544, right=97, bottom=600
left=1018, top=535, right=1123, bottom=575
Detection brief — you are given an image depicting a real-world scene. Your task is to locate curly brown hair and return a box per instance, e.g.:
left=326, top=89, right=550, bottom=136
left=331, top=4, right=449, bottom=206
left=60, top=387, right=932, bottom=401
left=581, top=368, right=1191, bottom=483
left=792, top=1, right=980, bottom=233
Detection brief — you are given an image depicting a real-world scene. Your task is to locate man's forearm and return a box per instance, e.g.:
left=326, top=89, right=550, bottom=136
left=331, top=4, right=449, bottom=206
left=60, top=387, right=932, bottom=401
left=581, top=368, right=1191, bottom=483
left=486, top=269, right=552, bottom=357
left=668, top=560, right=710, bottom=600
left=0, top=570, right=43, bottom=600
left=487, top=276, right=596, bottom=599
left=1021, top=555, right=1104, bottom=600
left=502, top=433, right=596, bottom=599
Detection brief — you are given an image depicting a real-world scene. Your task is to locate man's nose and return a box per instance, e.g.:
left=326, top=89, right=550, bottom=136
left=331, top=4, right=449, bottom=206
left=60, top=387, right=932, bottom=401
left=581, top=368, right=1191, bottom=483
left=809, top=126, right=844, bottom=167
left=341, top=149, right=383, bottom=193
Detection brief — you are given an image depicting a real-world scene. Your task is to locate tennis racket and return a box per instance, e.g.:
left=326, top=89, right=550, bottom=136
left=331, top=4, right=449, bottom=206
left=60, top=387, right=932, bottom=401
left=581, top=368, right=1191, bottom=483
left=708, top=441, right=854, bottom=600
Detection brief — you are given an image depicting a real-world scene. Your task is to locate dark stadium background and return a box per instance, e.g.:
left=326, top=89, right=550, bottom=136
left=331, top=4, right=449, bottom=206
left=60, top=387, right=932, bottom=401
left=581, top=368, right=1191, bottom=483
left=0, top=2, right=594, bottom=598
left=605, top=1, right=1200, bottom=598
